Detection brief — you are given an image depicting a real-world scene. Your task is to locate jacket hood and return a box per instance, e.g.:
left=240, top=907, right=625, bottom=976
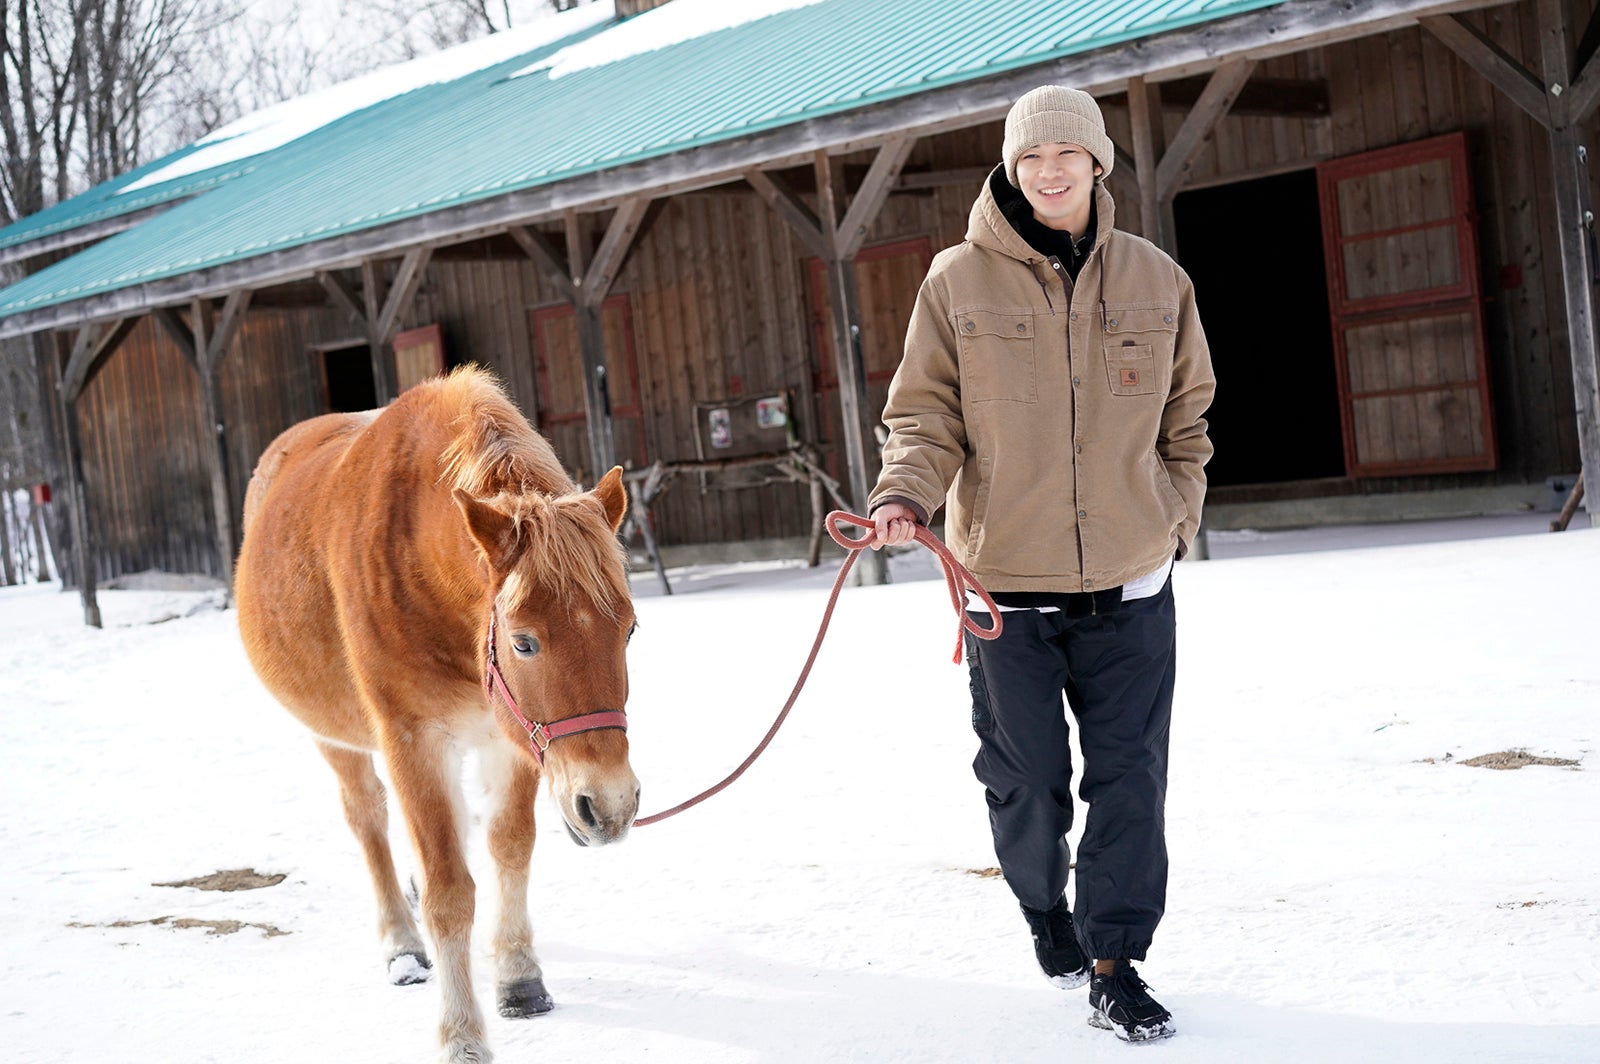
left=967, top=164, right=1117, bottom=264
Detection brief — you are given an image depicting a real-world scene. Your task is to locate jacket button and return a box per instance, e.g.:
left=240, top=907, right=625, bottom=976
left=1075, top=443, right=1082, bottom=453
left=1108, top=318, right=1118, bottom=328
left=1072, top=376, right=1080, bottom=386
left=1077, top=509, right=1087, bottom=519
left=1070, top=312, right=1078, bottom=321
left=963, top=321, right=975, bottom=332
left=1015, top=323, right=1026, bottom=333
left=1164, top=314, right=1174, bottom=324
left=1084, top=580, right=1095, bottom=589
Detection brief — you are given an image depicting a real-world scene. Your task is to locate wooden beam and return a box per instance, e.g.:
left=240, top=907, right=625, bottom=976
left=55, top=332, right=101, bottom=626
left=893, top=165, right=991, bottom=192
left=315, top=270, right=366, bottom=328
left=836, top=135, right=916, bottom=258
left=580, top=197, right=649, bottom=302
left=1568, top=50, right=1600, bottom=123
left=811, top=148, right=884, bottom=585
left=506, top=224, right=578, bottom=301
left=1, top=0, right=1515, bottom=340
left=206, top=289, right=252, bottom=370
left=1539, top=0, right=1600, bottom=523
left=1155, top=58, right=1256, bottom=201
left=1101, top=75, right=1330, bottom=118
left=184, top=296, right=240, bottom=597
left=154, top=306, right=199, bottom=370
left=1128, top=75, right=1171, bottom=252
left=744, top=168, right=830, bottom=258
left=1419, top=14, right=1550, bottom=127
left=1539, top=0, right=1574, bottom=128
left=375, top=247, right=431, bottom=343
left=59, top=316, right=137, bottom=401
left=361, top=258, right=395, bottom=403
left=564, top=209, right=588, bottom=285
left=576, top=300, right=616, bottom=480
left=1113, top=144, right=1138, bottom=182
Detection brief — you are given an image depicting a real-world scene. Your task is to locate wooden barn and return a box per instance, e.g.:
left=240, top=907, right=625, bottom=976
left=1, top=0, right=1596, bottom=625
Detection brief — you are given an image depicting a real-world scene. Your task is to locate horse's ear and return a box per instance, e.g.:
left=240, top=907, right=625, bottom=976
left=453, top=489, right=523, bottom=573
left=594, top=466, right=627, bottom=533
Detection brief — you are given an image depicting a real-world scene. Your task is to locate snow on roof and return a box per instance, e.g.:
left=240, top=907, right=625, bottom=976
left=514, top=0, right=827, bottom=80
left=118, top=1, right=618, bottom=196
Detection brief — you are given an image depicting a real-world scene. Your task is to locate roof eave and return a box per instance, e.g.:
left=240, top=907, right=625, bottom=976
left=0, top=0, right=1506, bottom=340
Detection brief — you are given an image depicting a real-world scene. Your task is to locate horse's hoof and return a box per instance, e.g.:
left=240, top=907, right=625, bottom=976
left=442, top=1040, right=492, bottom=1064
left=497, top=976, right=554, bottom=1018
left=388, top=950, right=433, bottom=985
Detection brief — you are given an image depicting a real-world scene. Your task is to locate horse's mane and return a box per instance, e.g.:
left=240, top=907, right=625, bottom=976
left=437, top=366, right=629, bottom=614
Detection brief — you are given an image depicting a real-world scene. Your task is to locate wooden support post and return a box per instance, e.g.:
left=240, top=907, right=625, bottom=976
left=813, top=148, right=886, bottom=585
left=1541, top=0, right=1600, bottom=524
left=1127, top=76, right=1173, bottom=251
left=57, top=328, right=101, bottom=627
left=195, top=291, right=253, bottom=595
left=360, top=259, right=395, bottom=403
left=566, top=197, right=650, bottom=482
left=575, top=299, right=616, bottom=480
left=191, top=299, right=234, bottom=595
left=161, top=292, right=254, bottom=594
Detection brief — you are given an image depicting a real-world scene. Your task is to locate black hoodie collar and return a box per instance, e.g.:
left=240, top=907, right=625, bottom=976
left=991, top=168, right=1096, bottom=280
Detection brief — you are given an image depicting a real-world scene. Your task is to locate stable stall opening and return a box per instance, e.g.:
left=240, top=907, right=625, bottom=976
left=1173, top=169, right=1344, bottom=487
left=320, top=343, right=378, bottom=413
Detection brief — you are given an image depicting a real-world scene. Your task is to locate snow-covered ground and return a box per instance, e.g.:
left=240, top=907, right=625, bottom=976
left=1, top=518, right=1596, bottom=1062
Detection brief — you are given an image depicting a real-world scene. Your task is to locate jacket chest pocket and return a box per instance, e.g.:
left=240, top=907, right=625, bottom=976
left=1102, top=305, right=1176, bottom=397
left=956, top=309, right=1037, bottom=403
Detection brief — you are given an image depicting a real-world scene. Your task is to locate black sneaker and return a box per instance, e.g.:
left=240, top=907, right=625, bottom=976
left=1019, top=899, right=1090, bottom=989
left=1087, top=962, right=1175, bottom=1043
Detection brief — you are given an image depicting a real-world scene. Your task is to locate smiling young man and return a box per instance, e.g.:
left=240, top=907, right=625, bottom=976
left=869, top=86, right=1215, bottom=1043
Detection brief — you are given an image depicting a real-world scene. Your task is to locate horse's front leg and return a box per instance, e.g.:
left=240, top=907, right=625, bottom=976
left=382, top=725, right=490, bottom=1064
left=480, top=738, right=552, bottom=1017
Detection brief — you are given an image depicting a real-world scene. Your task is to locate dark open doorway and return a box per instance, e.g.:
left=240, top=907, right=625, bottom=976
left=1173, top=169, right=1344, bottom=486
left=322, top=344, right=377, bottom=413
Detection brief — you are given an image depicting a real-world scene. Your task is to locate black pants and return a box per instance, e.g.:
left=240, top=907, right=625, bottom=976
left=965, top=578, right=1175, bottom=962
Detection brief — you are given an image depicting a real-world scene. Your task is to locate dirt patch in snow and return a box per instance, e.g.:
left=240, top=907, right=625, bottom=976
left=154, top=868, right=285, bottom=891
left=69, top=916, right=289, bottom=937
left=1459, top=749, right=1580, bottom=770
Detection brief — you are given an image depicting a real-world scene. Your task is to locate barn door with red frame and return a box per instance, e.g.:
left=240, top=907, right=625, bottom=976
left=529, top=295, right=647, bottom=483
left=807, top=238, right=933, bottom=479
left=1316, top=131, right=1496, bottom=476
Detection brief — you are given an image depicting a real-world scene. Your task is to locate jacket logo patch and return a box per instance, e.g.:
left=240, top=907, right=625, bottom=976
left=1121, top=369, right=1140, bottom=388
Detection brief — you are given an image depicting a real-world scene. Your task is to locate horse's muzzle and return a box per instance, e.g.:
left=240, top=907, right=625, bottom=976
left=560, top=785, right=638, bottom=847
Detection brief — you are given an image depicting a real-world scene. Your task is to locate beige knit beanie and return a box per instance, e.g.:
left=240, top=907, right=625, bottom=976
left=1003, top=86, right=1114, bottom=187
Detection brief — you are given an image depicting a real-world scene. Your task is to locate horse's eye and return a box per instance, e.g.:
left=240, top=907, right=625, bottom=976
left=627, top=621, right=638, bottom=644
left=511, top=635, right=539, bottom=658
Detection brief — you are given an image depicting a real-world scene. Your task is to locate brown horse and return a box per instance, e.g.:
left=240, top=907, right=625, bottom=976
left=235, top=366, right=639, bottom=1064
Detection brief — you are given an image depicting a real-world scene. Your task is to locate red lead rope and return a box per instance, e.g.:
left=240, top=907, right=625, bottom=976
left=633, top=510, right=1002, bottom=827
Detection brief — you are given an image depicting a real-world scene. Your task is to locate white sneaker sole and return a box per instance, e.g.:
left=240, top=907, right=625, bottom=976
left=1046, top=970, right=1091, bottom=990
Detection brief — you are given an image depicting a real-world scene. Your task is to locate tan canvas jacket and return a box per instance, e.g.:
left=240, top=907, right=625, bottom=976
left=870, top=170, right=1216, bottom=594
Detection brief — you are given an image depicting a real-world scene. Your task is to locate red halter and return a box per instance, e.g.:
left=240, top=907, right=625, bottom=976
left=483, top=610, right=628, bottom=766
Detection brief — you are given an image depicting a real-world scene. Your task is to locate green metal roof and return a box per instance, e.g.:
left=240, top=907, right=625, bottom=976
left=0, top=148, right=253, bottom=255
left=0, top=0, right=1289, bottom=323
